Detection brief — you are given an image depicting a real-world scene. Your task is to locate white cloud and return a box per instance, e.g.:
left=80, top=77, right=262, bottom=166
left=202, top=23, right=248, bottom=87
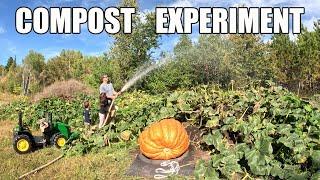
left=304, top=17, right=319, bottom=31
left=81, top=0, right=113, bottom=7
left=8, top=46, right=17, bottom=54
left=139, top=9, right=154, bottom=23
left=169, top=0, right=194, bottom=7
left=40, top=48, right=60, bottom=59
left=0, top=27, right=6, bottom=34
left=87, top=51, right=103, bottom=56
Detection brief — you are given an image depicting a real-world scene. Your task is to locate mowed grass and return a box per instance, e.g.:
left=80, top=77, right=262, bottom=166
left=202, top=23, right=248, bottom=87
left=0, top=120, right=148, bottom=180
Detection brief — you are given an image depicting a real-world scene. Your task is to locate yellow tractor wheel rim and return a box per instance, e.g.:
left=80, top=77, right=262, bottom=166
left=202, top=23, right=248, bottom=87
left=17, top=139, right=30, bottom=152
left=57, top=137, right=66, bottom=147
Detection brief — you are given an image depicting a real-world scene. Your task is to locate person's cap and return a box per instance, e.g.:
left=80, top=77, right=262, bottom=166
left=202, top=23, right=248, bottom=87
left=102, top=75, right=108, bottom=78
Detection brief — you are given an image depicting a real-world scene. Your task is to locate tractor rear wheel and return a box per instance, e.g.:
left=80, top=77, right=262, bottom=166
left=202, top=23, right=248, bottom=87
left=51, top=133, right=66, bottom=148
left=13, top=135, right=33, bottom=154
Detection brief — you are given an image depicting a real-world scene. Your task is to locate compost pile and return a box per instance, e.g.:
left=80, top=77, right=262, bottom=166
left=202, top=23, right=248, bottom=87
left=1, top=82, right=320, bottom=179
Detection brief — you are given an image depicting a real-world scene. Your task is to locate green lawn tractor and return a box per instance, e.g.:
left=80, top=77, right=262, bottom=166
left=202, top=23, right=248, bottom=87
left=13, top=112, right=79, bottom=154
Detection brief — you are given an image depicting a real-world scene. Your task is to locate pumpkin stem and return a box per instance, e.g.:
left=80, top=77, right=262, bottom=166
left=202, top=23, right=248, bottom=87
left=163, top=148, right=171, bottom=153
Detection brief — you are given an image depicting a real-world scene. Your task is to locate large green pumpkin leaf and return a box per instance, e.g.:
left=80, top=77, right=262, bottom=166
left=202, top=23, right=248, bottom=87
left=311, top=150, right=320, bottom=169
left=205, top=116, right=220, bottom=128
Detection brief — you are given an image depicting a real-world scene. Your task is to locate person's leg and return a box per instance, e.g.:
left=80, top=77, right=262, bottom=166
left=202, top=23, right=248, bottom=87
left=98, top=113, right=106, bottom=128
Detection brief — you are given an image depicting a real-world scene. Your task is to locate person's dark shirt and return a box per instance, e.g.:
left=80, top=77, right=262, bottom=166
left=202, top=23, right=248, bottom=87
left=99, top=98, right=111, bottom=114
left=83, top=109, right=92, bottom=124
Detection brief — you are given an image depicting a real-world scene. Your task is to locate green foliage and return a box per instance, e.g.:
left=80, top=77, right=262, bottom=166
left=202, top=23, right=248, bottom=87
left=271, top=34, right=300, bottom=87
left=2, top=83, right=320, bottom=178
left=44, top=50, right=83, bottom=85
left=270, top=22, right=320, bottom=94
left=228, top=34, right=274, bottom=83
left=108, top=0, right=159, bottom=81
left=144, top=34, right=273, bottom=93
left=5, top=57, right=16, bottom=71
left=82, top=57, right=123, bottom=91
left=2, top=22, right=320, bottom=96
left=23, top=51, right=45, bottom=78
left=21, top=50, right=46, bottom=94
left=174, top=34, right=193, bottom=56
left=1, top=65, right=22, bottom=94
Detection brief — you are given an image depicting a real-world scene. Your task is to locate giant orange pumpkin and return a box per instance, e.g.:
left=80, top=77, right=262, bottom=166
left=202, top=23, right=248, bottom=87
left=138, top=119, right=189, bottom=160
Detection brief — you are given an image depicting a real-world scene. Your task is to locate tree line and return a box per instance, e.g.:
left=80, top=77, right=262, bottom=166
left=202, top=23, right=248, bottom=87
left=1, top=0, right=320, bottom=96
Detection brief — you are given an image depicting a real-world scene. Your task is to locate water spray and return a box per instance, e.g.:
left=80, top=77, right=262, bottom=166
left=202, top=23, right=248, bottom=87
left=101, top=58, right=169, bottom=128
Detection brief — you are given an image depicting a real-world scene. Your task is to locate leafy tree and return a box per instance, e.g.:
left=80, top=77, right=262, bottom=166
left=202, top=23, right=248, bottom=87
left=107, top=0, right=159, bottom=81
left=174, top=34, right=193, bottom=56
left=0, top=65, right=5, bottom=76
left=228, top=34, right=273, bottom=84
left=5, top=57, right=16, bottom=71
left=296, top=25, right=320, bottom=93
left=142, top=35, right=195, bottom=93
left=82, top=56, right=123, bottom=91
left=193, top=35, right=232, bottom=86
left=4, top=65, right=22, bottom=94
left=270, top=34, right=300, bottom=89
left=22, top=50, right=46, bottom=94
left=43, top=50, right=83, bottom=85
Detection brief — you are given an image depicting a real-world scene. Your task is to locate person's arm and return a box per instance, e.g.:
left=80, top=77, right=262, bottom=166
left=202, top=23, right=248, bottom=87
left=111, top=83, right=121, bottom=96
left=105, top=94, right=116, bottom=100
left=111, top=83, right=117, bottom=96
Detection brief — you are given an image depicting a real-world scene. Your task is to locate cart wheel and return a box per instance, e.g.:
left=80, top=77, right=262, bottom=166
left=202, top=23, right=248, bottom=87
left=13, top=135, right=33, bottom=154
left=51, top=133, right=67, bottom=148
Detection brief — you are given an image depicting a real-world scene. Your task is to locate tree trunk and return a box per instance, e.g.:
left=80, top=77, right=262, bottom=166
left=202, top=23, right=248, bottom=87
left=23, top=76, right=30, bottom=95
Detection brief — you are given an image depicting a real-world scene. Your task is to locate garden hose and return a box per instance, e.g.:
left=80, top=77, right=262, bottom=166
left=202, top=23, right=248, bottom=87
left=18, top=147, right=72, bottom=179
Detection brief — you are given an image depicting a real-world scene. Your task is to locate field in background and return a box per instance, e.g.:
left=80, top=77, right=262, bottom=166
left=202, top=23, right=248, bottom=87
left=0, top=93, right=21, bottom=106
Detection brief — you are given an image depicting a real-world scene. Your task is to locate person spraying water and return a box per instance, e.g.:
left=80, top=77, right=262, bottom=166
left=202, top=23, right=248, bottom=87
left=98, top=75, right=120, bottom=129
left=100, top=58, right=169, bottom=128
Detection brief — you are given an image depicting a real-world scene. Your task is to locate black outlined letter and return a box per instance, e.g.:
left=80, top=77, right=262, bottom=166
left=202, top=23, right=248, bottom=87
left=212, top=8, right=228, bottom=34
left=229, top=7, right=237, bottom=34
left=72, top=7, right=87, bottom=34
left=274, top=8, right=289, bottom=33
left=120, top=7, right=135, bottom=33
left=105, top=7, right=120, bottom=34
left=155, top=7, right=168, bottom=34
left=260, top=7, right=272, bottom=34
left=184, top=8, right=198, bottom=34
left=168, top=8, right=183, bottom=33
left=33, top=7, right=49, bottom=34
left=290, top=7, right=305, bottom=34
left=16, top=7, right=32, bottom=34
left=88, top=7, right=104, bottom=34
left=50, top=7, right=71, bottom=34
left=199, top=8, right=211, bottom=34
left=238, top=7, right=259, bottom=33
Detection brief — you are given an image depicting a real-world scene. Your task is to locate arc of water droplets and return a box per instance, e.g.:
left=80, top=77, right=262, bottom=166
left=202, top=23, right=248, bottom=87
left=154, top=160, right=180, bottom=179
left=120, top=58, right=169, bottom=93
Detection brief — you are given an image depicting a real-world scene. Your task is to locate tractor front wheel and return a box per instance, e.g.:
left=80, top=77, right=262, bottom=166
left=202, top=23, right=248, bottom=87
left=51, top=133, right=67, bottom=148
left=13, top=135, right=33, bottom=154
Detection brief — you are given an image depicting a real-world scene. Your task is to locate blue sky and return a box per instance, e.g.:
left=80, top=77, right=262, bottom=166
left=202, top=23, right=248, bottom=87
left=0, top=0, right=319, bottom=65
